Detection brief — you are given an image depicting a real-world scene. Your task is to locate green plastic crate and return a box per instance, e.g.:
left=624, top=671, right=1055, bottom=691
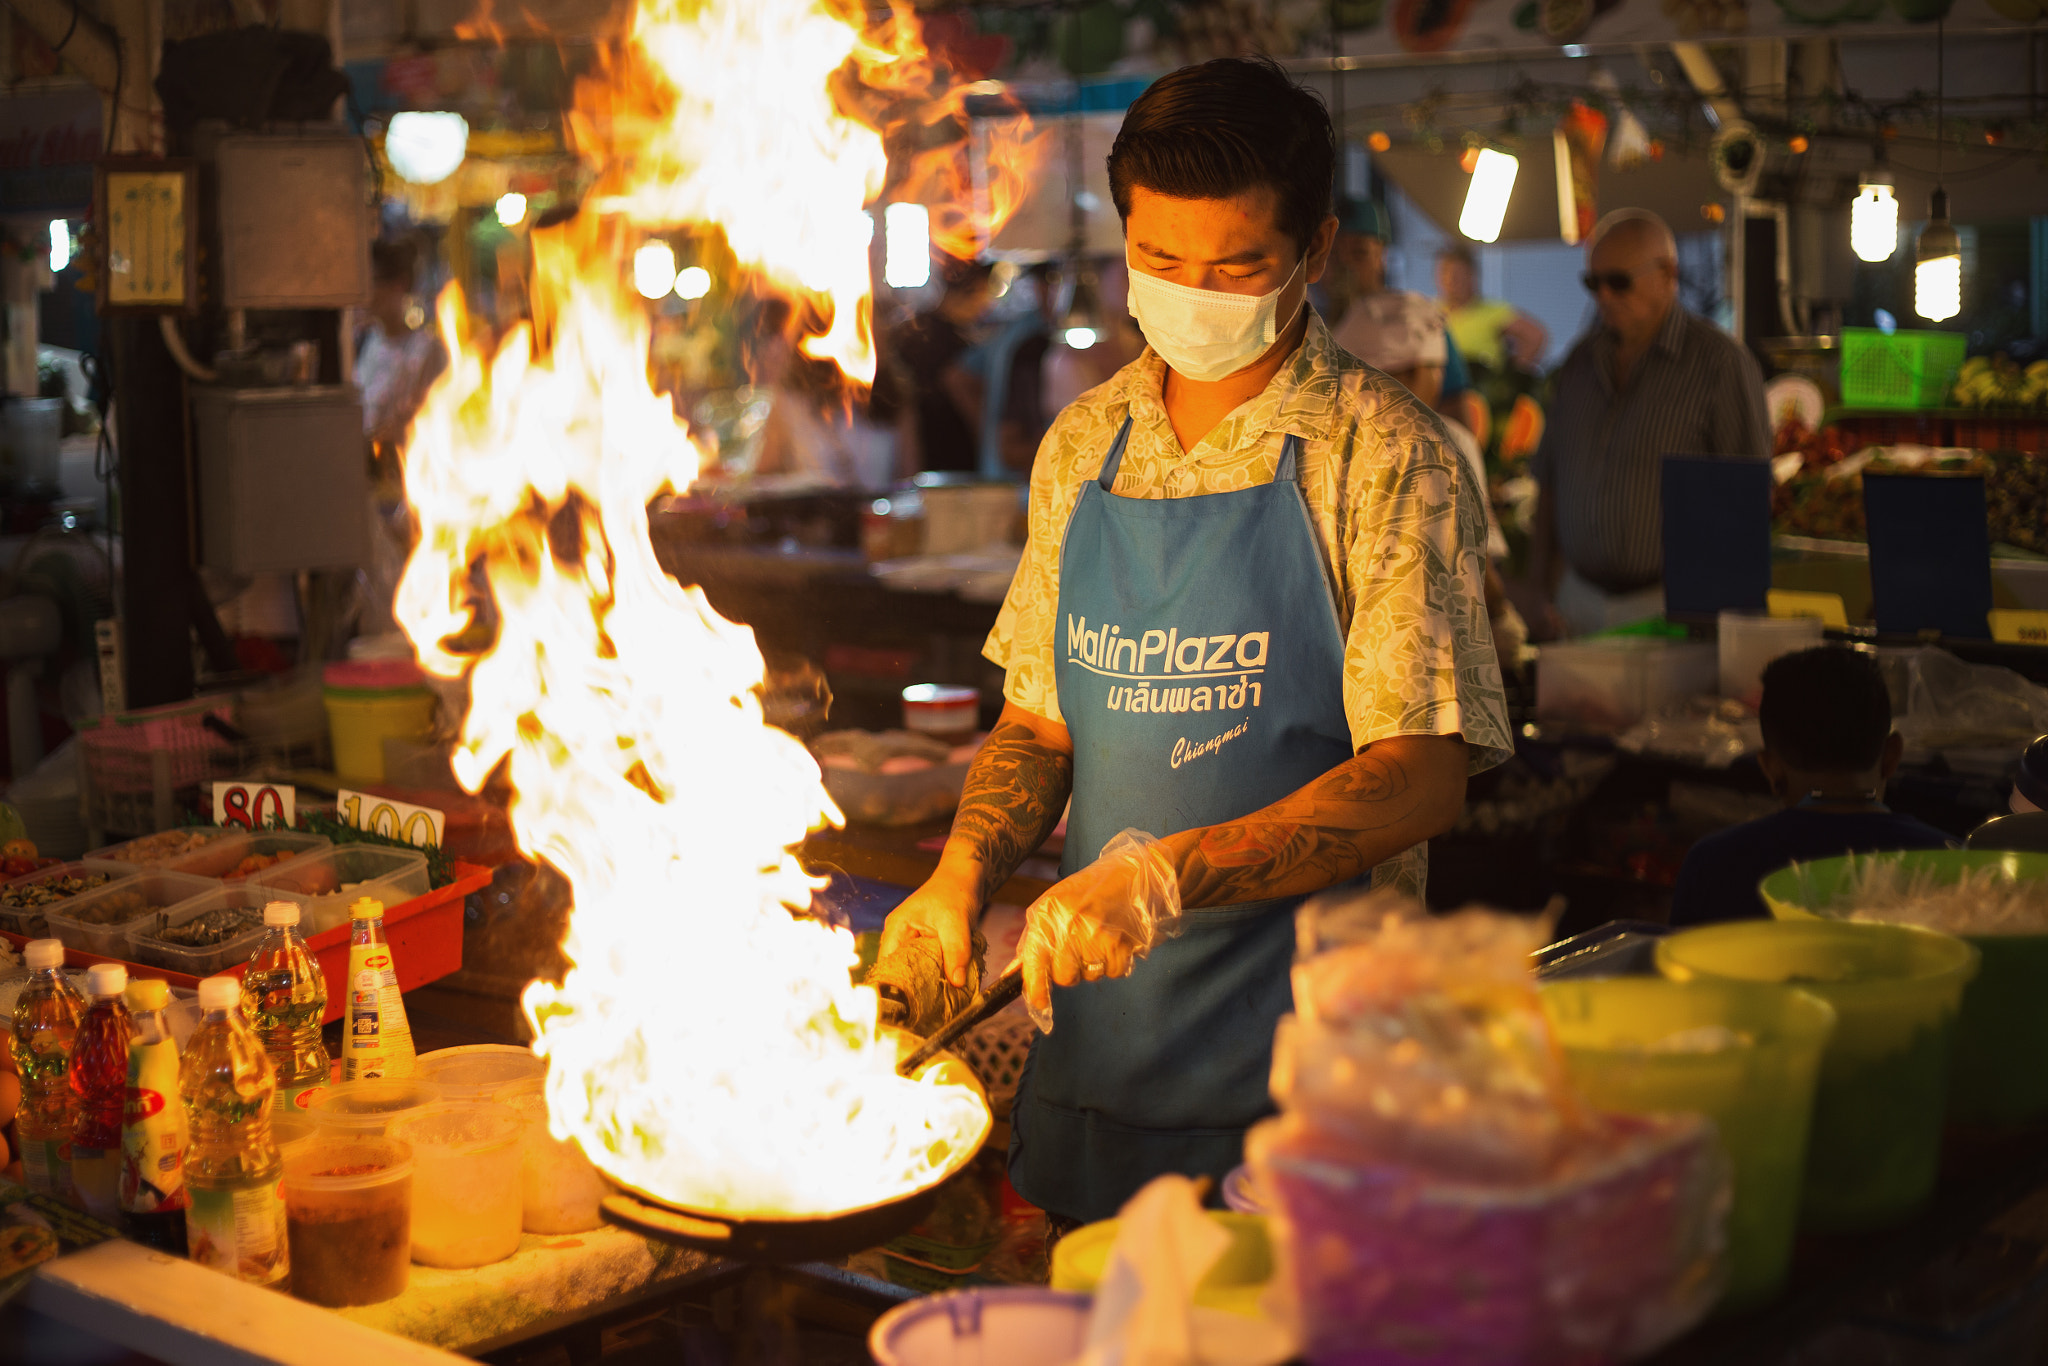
left=1839, top=327, right=1967, bottom=410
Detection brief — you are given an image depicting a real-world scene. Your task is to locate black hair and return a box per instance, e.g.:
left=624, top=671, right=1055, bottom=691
left=1107, top=56, right=1334, bottom=256
left=371, top=237, right=419, bottom=288
left=1759, top=646, right=1896, bottom=773
left=1436, top=243, right=1476, bottom=270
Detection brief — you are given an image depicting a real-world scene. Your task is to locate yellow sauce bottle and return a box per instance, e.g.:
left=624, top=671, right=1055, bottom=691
left=343, top=897, right=415, bottom=1080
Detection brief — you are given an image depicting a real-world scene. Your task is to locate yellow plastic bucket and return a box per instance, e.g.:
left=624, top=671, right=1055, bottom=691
left=1050, top=1211, right=1271, bottom=1317
left=1542, top=976, right=1835, bottom=1310
left=324, top=684, right=435, bottom=785
left=1657, top=920, right=1977, bottom=1232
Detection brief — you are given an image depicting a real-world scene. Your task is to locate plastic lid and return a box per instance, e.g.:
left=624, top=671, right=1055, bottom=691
left=86, top=963, right=127, bottom=997
left=323, top=658, right=427, bottom=691
left=349, top=896, right=386, bottom=920
left=282, top=1135, right=415, bottom=1191
left=263, top=900, right=301, bottom=927
left=197, top=976, right=241, bottom=1011
left=23, top=938, right=63, bottom=970
left=124, top=977, right=169, bottom=1011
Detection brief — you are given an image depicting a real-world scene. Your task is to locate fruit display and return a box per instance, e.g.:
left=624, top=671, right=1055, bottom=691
left=1952, top=356, right=2048, bottom=409
left=1770, top=420, right=2048, bottom=550
left=1988, top=451, right=2048, bottom=554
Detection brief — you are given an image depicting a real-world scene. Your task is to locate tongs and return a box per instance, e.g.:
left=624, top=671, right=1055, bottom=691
left=895, top=962, right=1023, bottom=1078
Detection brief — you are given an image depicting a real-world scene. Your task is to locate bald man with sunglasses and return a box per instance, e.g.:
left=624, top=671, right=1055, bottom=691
left=1529, top=210, right=1769, bottom=637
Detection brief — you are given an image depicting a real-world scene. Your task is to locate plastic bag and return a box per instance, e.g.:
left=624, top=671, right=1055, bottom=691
left=1898, top=646, right=2048, bottom=752
left=1018, top=828, right=1183, bottom=1032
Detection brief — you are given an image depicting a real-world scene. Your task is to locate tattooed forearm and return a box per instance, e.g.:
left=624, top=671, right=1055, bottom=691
left=1164, top=735, right=1465, bottom=908
left=949, top=715, right=1074, bottom=902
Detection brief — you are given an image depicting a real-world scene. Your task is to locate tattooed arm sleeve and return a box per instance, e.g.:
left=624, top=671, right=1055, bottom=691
left=943, top=701, right=1076, bottom=903
left=1161, top=733, right=1467, bottom=908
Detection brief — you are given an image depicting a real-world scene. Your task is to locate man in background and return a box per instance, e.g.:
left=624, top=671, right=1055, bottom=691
left=872, top=257, right=995, bottom=474
left=1529, top=210, right=1769, bottom=636
left=1437, top=243, right=1547, bottom=377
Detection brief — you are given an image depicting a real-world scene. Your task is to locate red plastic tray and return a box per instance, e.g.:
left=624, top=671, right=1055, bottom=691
left=1, top=861, right=491, bottom=1024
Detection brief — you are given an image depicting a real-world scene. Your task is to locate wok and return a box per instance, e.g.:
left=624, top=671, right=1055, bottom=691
left=600, top=1033, right=991, bottom=1263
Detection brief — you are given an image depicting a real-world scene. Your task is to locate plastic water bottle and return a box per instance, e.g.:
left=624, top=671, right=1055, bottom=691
left=69, top=963, right=133, bottom=1223
left=242, top=900, right=330, bottom=1112
left=10, top=938, right=85, bottom=1202
left=344, top=896, right=414, bottom=1081
left=121, top=977, right=191, bottom=1253
left=181, top=975, right=289, bottom=1287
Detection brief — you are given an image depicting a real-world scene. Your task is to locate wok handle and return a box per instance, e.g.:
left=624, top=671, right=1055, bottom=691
left=601, top=1195, right=732, bottom=1243
left=897, top=963, right=1023, bottom=1078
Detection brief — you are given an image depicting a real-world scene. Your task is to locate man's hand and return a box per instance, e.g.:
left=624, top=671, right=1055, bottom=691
left=879, top=863, right=980, bottom=990
left=1017, top=829, right=1182, bottom=1029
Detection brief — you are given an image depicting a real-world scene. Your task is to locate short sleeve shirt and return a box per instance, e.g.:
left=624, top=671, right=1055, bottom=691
left=985, top=311, right=1513, bottom=899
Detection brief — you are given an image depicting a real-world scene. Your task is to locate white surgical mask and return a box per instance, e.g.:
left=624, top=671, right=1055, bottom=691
left=1126, top=252, right=1305, bottom=383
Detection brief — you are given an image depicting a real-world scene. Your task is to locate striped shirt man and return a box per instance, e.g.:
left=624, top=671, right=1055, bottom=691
left=1532, top=300, right=1769, bottom=596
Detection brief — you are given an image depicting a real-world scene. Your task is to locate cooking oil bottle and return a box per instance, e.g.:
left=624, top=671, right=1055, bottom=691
left=121, top=977, right=191, bottom=1253
left=343, top=896, right=414, bottom=1080
left=242, top=900, right=330, bottom=1111
left=181, top=975, right=289, bottom=1287
left=10, top=938, right=85, bottom=1202
left=69, top=963, right=132, bottom=1223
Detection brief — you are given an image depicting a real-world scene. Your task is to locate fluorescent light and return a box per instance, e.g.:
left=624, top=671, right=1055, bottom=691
left=884, top=203, right=931, bottom=290
left=1914, top=188, right=1962, bottom=323
left=495, top=192, right=528, bottom=228
left=633, top=241, right=677, bottom=300
left=1850, top=171, right=1896, bottom=263
left=384, top=112, right=469, bottom=186
left=48, top=220, right=68, bottom=272
left=674, top=265, right=712, bottom=300
left=1063, top=327, right=1098, bottom=349
left=1459, top=148, right=1518, bottom=244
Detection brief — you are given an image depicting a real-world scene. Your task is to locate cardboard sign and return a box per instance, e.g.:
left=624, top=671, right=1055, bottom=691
left=336, top=789, right=445, bottom=850
left=1989, top=609, right=2048, bottom=647
left=212, top=782, right=296, bottom=831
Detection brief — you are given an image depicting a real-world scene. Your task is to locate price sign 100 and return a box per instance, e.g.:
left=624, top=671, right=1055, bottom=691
left=336, top=790, right=444, bottom=850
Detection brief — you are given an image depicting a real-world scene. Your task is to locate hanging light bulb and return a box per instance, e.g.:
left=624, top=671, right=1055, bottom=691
left=1850, top=166, right=1897, bottom=263
left=1914, top=187, right=1961, bottom=322
left=883, top=204, right=931, bottom=290
left=633, top=240, right=678, bottom=300
left=1459, top=148, right=1518, bottom=244
left=383, top=112, right=469, bottom=186
left=1060, top=262, right=1104, bottom=349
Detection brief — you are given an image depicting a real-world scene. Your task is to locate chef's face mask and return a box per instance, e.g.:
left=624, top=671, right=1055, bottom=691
left=1125, top=251, right=1306, bottom=384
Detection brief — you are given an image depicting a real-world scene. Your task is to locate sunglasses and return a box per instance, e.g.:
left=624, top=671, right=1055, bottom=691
left=1581, top=265, right=1659, bottom=295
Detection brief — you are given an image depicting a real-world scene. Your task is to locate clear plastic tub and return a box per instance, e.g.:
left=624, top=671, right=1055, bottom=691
left=89, top=827, right=241, bottom=869
left=1536, top=639, right=1716, bottom=731
left=124, top=884, right=314, bottom=976
left=415, top=1044, right=546, bottom=1102
left=303, top=1078, right=443, bottom=1137
left=43, top=870, right=218, bottom=957
left=144, top=830, right=330, bottom=882
left=1658, top=920, right=1979, bottom=1232
left=247, top=845, right=430, bottom=935
left=1543, top=976, right=1837, bottom=1310
left=283, top=1134, right=413, bottom=1307
left=0, top=860, right=137, bottom=938
left=1717, top=612, right=1825, bottom=709
left=496, top=1078, right=606, bottom=1234
left=389, top=1101, right=525, bottom=1268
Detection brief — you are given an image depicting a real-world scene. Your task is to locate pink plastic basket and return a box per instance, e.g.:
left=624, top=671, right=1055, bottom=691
left=79, top=699, right=238, bottom=795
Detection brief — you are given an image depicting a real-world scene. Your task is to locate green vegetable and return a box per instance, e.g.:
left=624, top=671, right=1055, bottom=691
left=293, top=810, right=457, bottom=890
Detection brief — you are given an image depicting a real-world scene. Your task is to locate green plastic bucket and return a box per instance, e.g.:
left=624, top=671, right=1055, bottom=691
left=1761, top=850, right=2048, bottom=1125
left=1658, top=920, right=1978, bottom=1232
left=1543, top=977, right=1836, bottom=1310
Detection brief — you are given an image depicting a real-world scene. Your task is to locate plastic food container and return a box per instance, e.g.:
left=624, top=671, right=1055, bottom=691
left=304, top=1079, right=443, bottom=1137
left=1762, top=850, right=2048, bottom=1124
left=1536, top=639, right=1716, bottom=731
left=89, top=828, right=239, bottom=869
left=283, top=1134, right=413, bottom=1307
left=43, top=870, right=218, bottom=957
left=324, top=660, right=437, bottom=786
left=1716, top=612, right=1825, bottom=709
left=415, top=1044, right=546, bottom=1101
left=1051, top=1211, right=1272, bottom=1316
left=496, top=1078, right=606, bottom=1234
left=248, top=845, right=431, bottom=935
left=124, top=883, right=312, bottom=976
left=1543, top=977, right=1837, bottom=1310
left=1658, top=920, right=1978, bottom=1232
left=154, top=830, right=330, bottom=882
left=272, top=1110, right=319, bottom=1165
left=0, top=860, right=137, bottom=938
left=869, top=1288, right=1092, bottom=1366
left=902, top=684, right=980, bottom=742
left=389, top=1101, right=525, bottom=1268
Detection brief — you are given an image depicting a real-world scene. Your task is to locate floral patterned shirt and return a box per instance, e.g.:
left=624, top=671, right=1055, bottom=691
left=984, top=311, right=1512, bottom=899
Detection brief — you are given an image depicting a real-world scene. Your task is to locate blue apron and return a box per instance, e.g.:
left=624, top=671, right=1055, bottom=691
left=1009, top=416, right=1355, bottom=1223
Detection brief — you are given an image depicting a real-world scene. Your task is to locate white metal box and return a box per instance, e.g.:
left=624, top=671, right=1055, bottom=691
left=193, top=385, right=370, bottom=573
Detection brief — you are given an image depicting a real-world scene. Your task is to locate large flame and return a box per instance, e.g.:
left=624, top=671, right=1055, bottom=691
left=395, top=0, right=1012, bottom=1217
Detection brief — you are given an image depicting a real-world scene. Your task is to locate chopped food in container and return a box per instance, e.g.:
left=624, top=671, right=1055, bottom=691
left=0, top=861, right=139, bottom=939
left=44, top=871, right=220, bottom=957
left=89, top=827, right=235, bottom=867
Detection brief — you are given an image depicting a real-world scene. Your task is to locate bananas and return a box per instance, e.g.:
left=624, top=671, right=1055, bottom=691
left=1953, top=355, right=2048, bottom=409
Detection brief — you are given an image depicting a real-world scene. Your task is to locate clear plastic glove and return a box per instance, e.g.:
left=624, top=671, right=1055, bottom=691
left=1019, top=828, right=1184, bottom=1032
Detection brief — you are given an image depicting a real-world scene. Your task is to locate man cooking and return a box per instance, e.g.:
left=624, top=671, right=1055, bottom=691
left=1529, top=209, right=1770, bottom=636
left=879, top=56, right=1512, bottom=1227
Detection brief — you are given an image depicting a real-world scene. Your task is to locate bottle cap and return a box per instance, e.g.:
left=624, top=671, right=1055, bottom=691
left=349, top=896, right=386, bottom=920
left=124, top=977, right=169, bottom=1011
left=263, top=900, right=301, bottom=927
left=85, top=962, right=127, bottom=998
left=23, top=938, right=63, bottom=970
left=197, top=976, right=241, bottom=1012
